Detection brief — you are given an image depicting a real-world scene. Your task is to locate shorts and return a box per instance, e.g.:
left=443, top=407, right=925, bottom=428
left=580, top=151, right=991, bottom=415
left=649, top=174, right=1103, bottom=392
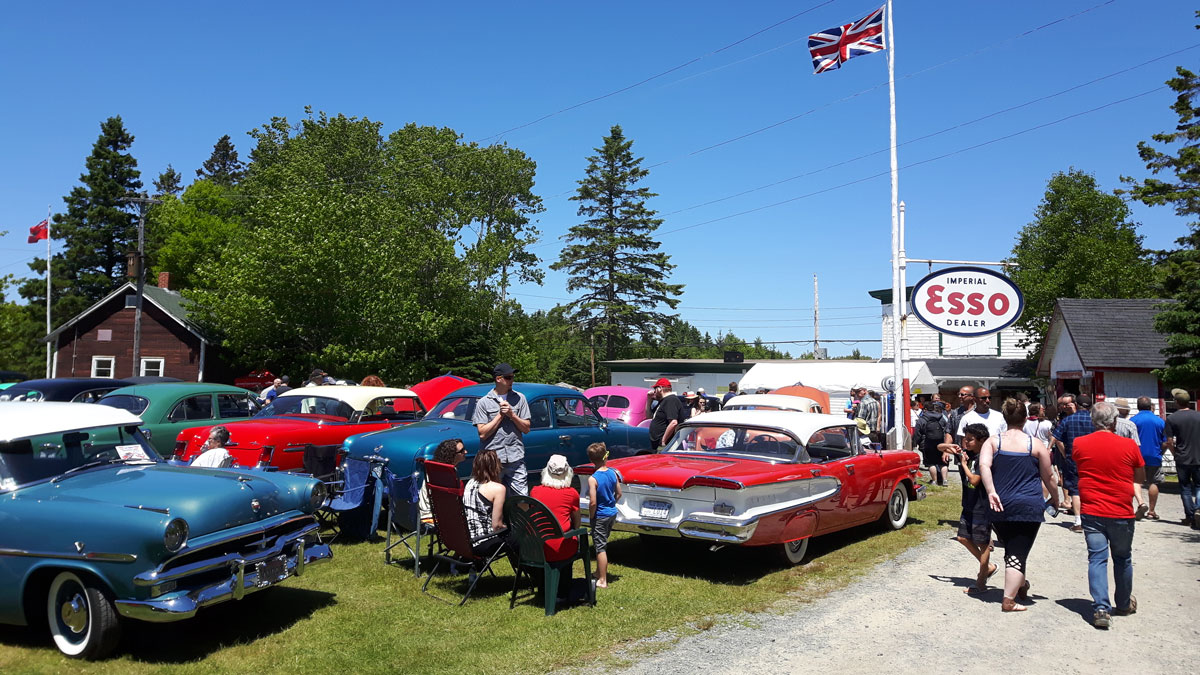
left=957, top=510, right=991, bottom=547
left=1060, top=458, right=1079, bottom=495
left=1143, top=465, right=1165, bottom=486
left=592, top=514, right=617, bottom=553
left=922, top=448, right=947, bottom=468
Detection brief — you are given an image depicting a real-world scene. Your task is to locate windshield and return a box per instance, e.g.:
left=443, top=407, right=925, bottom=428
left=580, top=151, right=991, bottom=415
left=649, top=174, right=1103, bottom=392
left=98, top=394, right=150, bottom=415
left=428, top=395, right=479, bottom=421
left=0, top=387, right=45, bottom=402
left=662, top=424, right=806, bottom=462
left=0, top=424, right=160, bottom=490
left=256, top=395, right=355, bottom=420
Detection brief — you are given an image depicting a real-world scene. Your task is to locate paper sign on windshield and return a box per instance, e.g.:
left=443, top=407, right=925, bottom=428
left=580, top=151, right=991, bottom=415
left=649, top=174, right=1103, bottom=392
left=909, top=266, right=1024, bottom=338
left=116, top=444, right=152, bottom=462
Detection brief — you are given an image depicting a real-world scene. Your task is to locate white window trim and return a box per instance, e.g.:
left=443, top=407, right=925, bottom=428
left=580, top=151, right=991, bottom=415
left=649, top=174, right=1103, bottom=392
left=140, top=357, right=165, bottom=378
left=91, top=356, right=116, bottom=379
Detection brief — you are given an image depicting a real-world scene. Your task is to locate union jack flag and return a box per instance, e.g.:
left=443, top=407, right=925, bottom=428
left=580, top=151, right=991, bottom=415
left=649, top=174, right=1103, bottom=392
left=808, top=6, right=886, bottom=74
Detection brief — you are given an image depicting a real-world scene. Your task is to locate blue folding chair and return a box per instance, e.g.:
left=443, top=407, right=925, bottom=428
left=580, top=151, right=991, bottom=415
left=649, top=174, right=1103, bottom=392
left=326, top=455, right=386, bottom=542
left=383, top=466, right=434, bottom=576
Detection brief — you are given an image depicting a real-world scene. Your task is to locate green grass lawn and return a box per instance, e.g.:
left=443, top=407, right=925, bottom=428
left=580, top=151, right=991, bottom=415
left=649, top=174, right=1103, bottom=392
left=0, top=486, right=961, bottom=674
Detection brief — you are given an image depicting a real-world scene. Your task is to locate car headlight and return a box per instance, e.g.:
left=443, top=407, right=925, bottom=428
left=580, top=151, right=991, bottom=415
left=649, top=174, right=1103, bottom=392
left=164, top=518, right=189, bottom=553
left=308, top=482, right=327, bottom=512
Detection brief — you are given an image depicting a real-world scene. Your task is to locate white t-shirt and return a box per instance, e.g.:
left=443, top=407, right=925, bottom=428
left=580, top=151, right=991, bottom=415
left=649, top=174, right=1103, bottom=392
left=191, top=447, right=234, bottom=468
left=1024, top=419, right=1053, bottom=445
left=957, top=409, right=1006, bottom=440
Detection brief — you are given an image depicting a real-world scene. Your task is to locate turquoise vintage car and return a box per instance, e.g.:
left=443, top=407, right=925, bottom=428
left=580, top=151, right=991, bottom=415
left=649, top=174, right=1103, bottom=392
left=0, top=402, right=331, bottom=659
left=97, top=382, right=261, bottom=456
left=343, top=382, right=653, bottom=479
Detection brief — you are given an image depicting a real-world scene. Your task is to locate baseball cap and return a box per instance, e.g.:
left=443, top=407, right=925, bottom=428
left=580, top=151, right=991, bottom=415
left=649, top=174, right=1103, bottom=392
left=546, top=454, right=570, bottom=477
left=654, top=377, right=671, bottom=388
left=697, top=387, right=706, bottom=394
left=1114, top=397, right=1130, bottom=410
left=493, top=363, right=515, bottom=377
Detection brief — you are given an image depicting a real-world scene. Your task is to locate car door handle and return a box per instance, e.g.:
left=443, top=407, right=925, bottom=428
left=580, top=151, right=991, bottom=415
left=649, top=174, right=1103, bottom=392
left=810, top=469, right=821, bottom=477
left=559, top=435, right=571, bottom=443
left=845, top=463, right=855, bottom=475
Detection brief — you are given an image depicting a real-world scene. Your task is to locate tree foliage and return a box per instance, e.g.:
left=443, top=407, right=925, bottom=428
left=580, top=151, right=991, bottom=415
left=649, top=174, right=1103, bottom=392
left=1123, top=20, right=1200, bottom=387
left=552, top=125, right=683, bottom=362
left=154, top=164, right=184, bottom=196
left=0, top=275, right=44, bottom=375
left=1008, top=168, right=1153, bottom=354
left=195, top=134, right=246, bottom=186
left=148, top=180, right=241, bottom=290
left=19, top=116, right=142, bottom=324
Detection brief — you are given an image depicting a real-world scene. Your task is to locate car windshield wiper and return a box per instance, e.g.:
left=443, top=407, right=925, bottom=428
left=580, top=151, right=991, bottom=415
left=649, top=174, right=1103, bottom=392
left=50, top=457, right=139, bottom=483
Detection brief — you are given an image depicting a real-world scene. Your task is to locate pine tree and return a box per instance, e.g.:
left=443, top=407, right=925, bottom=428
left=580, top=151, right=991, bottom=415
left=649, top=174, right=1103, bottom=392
left=20, top=116, right=142, bottom=323
left=154, top=164, right=184, bottom=195
left=195, top=134, right=245, bottom=186
left=551, top=125, right=683, bottom=361
left=1123, top=14, right=1200, bottom=386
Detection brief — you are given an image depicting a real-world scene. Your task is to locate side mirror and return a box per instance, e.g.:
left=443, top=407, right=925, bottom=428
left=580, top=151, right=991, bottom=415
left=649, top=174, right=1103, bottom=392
left=599, top=418, right=609, bottom=430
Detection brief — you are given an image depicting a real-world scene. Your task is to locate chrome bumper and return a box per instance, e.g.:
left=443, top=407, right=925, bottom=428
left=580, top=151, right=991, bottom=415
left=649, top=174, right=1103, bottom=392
left=914, top=483, right=928, bottom=501
left=115, top=530, right=331, bottom=622
left=612, top=513, right=760, bottom=544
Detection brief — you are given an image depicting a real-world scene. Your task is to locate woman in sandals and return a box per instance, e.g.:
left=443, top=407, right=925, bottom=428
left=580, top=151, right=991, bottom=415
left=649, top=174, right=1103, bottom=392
left=980, top=398, right=1060, bottom=612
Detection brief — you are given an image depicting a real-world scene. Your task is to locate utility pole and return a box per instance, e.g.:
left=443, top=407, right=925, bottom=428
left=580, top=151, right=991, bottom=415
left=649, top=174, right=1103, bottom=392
left=813, top=274, right=820, bottom=358
left=590, top=331, right=596, bottom=387
left=120, top=194, right=161, bottom=378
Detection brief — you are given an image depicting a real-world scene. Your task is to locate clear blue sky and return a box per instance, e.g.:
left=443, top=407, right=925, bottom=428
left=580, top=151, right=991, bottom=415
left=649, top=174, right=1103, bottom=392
left=2, top=1, right=1196, bottom=358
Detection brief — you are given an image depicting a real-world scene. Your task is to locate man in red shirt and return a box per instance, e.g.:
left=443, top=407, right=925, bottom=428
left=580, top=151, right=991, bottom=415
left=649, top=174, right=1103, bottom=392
left=1073, top=401, right=1147, bottom=629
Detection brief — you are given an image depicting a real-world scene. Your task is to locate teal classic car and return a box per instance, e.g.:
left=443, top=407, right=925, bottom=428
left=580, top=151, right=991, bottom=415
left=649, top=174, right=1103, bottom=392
left=0, top=402, right=331, bottom=659
left=97, top=382, right=261, bottom=456
left=343, top=382, right=653, bottom=479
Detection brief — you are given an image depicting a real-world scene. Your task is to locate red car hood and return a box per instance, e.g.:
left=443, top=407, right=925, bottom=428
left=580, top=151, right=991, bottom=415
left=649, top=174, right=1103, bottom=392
left=608, top=452, right=808, bottom=489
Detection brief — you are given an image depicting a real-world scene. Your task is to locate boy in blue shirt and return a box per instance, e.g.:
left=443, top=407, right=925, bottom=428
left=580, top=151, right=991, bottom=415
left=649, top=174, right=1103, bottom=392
left=1131, top=396, right=1167, bottom=519
left=587, top=442, right=623, bottom=589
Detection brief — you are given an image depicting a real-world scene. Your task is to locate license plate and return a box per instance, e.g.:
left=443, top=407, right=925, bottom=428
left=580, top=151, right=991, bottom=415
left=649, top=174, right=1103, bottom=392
left=640, top=499, right=670, bottom=520
left=255, top=556, right=288, bottom=588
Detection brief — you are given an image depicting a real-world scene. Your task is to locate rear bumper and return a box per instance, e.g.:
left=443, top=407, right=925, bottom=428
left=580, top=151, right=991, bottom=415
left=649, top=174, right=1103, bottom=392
left=115, top=522, right=331, bottom=622
left=612, top=513, right=760, bottom=544
left=913, top=483, right=928, bottom=501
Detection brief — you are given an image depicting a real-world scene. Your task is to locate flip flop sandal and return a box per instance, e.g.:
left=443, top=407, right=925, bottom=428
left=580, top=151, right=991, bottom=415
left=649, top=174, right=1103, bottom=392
left=1135, top=504, right=1149, bottom=520
left=1001, top=596, right=1027, bottom=612
left=1147, top=512, right=1159, bottom=520
left=1017, top=580, right=1030, bottom=600
left=986, top=563, right=999, bottom=580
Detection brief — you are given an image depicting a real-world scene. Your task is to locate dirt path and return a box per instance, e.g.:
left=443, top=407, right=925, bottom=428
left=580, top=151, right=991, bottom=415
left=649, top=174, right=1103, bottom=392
left=618, top=477, right=1200, bottom=674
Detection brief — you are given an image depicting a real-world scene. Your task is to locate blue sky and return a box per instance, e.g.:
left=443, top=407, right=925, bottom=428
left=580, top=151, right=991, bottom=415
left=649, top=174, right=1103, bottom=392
left=2, top=1, right=1196, bottom=358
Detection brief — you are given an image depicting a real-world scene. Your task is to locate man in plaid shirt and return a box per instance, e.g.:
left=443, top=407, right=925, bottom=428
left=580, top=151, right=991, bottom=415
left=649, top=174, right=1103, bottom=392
left=1055, top=393, right=1095, bottom=532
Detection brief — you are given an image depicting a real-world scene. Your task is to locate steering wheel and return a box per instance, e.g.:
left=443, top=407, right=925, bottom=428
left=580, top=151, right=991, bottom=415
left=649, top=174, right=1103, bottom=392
left=750, top=434, right=777, bottom=444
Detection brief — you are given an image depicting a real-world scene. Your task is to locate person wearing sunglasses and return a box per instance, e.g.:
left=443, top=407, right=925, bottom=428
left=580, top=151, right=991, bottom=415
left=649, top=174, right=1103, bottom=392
left=472, top=363, right=532, bottom=496
left=956, top=387, right=1006, bottom=442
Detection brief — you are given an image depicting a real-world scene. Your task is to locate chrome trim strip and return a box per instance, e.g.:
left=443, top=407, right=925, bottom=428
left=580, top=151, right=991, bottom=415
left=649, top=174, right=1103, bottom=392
left=0, top=548, right=137, bottom=563
left=115, top=543, right=332, bottom=622
left=125, top=504, right=171, bottom=515
left=133, top=517, right=319, bottom=586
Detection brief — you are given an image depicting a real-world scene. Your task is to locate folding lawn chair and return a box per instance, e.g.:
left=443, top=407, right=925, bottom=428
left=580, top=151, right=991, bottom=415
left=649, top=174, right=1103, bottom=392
left=383, top=464, right=435, bottom=576
left=504, top=495, right=595, bottom=616
left=324, top=454, right=386, bottom=542
left=420, top=460, right=510, bottom=606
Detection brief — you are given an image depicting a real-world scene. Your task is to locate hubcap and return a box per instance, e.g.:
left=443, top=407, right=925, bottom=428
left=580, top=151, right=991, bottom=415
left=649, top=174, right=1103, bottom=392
left=891, top=492, right=904, bottom=520
left=788, top=540, right=804, bottom=553
left=60, top=594, right=88, bottom=635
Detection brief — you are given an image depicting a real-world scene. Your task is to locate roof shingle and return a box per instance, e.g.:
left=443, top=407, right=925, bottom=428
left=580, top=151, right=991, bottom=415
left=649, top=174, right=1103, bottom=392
left=1057, top=298, right=1173, bottom=370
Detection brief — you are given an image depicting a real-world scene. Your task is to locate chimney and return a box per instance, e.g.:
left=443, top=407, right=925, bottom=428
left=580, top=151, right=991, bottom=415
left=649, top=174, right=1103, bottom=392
left=158, top=272, right=170, bottom=290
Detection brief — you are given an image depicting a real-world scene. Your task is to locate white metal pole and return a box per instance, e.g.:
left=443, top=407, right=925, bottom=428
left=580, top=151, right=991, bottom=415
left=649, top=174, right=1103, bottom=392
left=899, top=201, right=909, bottom=364
left=45, top=205, right=52, bottom=378
left=886, top=0, right=903, bottom=449
left=813, top=274, right=820, bottom=358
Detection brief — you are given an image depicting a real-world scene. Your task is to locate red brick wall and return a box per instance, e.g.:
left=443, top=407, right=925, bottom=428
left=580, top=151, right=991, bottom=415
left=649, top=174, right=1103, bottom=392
left=53, top=293, right=203, bottom=380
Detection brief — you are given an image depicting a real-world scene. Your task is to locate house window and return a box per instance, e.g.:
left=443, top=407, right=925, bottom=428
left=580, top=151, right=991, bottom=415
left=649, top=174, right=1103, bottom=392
left=97, top=329, right=112, bottom=342
left=140, top=358, right=165, bottom=378
left=91, top=356, right=115, bottom=379
left=124, top=294, right=137, bottom=308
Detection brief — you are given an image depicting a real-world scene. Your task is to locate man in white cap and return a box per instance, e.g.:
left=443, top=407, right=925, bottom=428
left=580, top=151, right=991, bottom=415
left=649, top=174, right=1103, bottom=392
left=1113, top=398, right=1138, bottom=440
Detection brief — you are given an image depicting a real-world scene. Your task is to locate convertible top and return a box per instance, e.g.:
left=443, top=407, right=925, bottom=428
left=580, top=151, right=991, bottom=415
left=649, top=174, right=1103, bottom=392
left=0, top=402, right=143, bottom=442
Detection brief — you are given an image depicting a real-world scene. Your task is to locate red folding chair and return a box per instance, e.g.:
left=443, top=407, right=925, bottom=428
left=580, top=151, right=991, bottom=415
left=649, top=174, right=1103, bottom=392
left=420, top=461, right=510, bottom=605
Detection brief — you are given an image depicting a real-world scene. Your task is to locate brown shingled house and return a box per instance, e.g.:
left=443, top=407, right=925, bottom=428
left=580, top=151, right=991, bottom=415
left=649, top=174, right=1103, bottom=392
left=43, top=274, right=232, bottom=382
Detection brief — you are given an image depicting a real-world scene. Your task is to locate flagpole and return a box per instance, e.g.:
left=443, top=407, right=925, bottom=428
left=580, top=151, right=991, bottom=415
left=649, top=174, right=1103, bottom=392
left=44, top=205, right=52, bottom=378
left=886, top=0, right=903, bottom=449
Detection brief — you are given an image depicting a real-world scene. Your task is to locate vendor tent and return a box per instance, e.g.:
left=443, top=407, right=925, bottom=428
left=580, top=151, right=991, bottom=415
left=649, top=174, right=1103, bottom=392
left=738, top=361, right=936, bottom=413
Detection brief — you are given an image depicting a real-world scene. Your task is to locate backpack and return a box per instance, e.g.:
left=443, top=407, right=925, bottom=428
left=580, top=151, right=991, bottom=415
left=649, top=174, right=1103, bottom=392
left=914, top=413, right=945, bottom=452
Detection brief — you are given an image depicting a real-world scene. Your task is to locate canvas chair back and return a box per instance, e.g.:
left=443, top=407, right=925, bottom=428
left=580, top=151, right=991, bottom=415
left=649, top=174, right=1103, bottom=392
left=424, top=461, right=476, bottom=558
left=303, top=443, right=340, bottom=481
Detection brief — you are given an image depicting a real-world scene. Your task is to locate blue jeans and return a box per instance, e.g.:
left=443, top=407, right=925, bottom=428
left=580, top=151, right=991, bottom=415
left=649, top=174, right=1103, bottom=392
left=1081, top=514, right=1134, bottom=613
left=1178, top=464, right=1200, bottom=519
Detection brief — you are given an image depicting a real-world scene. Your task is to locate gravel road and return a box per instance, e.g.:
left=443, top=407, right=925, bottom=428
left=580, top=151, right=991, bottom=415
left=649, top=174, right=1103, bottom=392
left=615, top=476, right=1200, bottom=674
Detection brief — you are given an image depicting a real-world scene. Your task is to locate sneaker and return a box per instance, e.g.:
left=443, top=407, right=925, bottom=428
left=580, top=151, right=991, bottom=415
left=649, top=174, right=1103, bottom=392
left=1093, top=609, right=1111, bottom=629
left=1114, top=595, right=1137, bottom=616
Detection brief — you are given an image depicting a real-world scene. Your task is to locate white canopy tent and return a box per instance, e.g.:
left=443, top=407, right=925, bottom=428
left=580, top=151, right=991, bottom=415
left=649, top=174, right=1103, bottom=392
left=737, top=361, right=936, bottom=414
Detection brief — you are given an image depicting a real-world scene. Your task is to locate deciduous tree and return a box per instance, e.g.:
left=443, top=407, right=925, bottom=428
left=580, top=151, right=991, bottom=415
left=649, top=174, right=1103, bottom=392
left=552, top=125, right=683, bottom=362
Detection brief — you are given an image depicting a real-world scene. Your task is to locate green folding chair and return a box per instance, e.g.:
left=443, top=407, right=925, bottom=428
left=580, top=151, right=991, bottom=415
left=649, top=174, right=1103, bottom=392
left=503, top=495, right=596, bottom=616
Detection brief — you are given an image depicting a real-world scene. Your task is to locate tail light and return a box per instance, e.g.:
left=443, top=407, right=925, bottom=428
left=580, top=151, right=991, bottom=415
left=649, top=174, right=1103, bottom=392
left=172, top=441, right=186, bottom=459
left=682, top=476, right=745, bottom=490
left=574, top=463, right=596, bottom=476
left=257, top=445, right=275, bottom=467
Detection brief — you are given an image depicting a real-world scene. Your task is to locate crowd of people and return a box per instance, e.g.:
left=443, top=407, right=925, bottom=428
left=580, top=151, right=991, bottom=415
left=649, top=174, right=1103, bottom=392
left=926, top=385, right=1199, bottom=628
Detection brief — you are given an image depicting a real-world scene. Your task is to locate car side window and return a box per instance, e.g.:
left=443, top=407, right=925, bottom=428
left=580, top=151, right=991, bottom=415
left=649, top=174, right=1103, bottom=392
left=528, top=399, right=552, bottom=429
left=552, top=397, right=598, bottom=428
left=169, top=395, right=214, bottom=422
left=218, top=393, right=259, bottom=419
left=806, top=427, right=854, bottom=462
left=364, top=396, right=423, bottom=422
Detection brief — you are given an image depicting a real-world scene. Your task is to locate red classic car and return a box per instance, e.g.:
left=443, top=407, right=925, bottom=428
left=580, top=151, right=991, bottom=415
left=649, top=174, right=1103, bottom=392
left=578, top=409, right=925, bottom=565
left=174, top=386, right=425, bottom=471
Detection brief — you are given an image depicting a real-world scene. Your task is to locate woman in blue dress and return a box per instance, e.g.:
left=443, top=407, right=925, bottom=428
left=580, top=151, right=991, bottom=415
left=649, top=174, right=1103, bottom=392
left=980, top=399, right=1060, bottom=612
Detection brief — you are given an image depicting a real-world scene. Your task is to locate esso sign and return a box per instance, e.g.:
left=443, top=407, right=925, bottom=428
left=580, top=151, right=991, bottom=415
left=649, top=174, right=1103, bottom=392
left=909, top=266, right=1024, bottom=337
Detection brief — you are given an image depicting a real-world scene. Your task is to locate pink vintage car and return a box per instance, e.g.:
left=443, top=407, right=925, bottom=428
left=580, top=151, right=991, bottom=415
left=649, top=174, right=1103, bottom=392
left=585, top=385, right=653, bottom=428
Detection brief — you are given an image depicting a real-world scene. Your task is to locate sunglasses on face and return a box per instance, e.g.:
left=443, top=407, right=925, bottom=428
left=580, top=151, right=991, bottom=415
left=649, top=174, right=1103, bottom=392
left=978, top=396, right=991, bottom=400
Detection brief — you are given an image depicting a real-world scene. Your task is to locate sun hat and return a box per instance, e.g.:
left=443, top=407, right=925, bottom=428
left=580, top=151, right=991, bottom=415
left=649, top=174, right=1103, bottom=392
left=541, top=454, right=574, bottom=489
left=1173, top=388, right=1190, bottom=403
left=1114, top=397, right=1131, bottom=411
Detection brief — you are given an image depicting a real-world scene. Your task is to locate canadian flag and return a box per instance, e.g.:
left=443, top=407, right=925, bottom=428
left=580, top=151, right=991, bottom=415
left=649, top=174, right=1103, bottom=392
left=27, top=219, right=48, bottom=244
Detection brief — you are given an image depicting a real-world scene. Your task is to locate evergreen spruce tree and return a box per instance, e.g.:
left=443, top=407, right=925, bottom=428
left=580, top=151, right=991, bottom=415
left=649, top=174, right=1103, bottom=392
left=154, top=164, right=184, bottom=195
left=551, top=125, right=683, bottom=361
left=195, top=134, right=245, bottom=186
left=20, top=116, right=142, bottom=323
left=1123, top=14, right=1200, bottom=387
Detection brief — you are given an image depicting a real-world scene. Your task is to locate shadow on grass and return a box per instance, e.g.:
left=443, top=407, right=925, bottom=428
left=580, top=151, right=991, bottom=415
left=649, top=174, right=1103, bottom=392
left=122, top=587, right=337, bottom=664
